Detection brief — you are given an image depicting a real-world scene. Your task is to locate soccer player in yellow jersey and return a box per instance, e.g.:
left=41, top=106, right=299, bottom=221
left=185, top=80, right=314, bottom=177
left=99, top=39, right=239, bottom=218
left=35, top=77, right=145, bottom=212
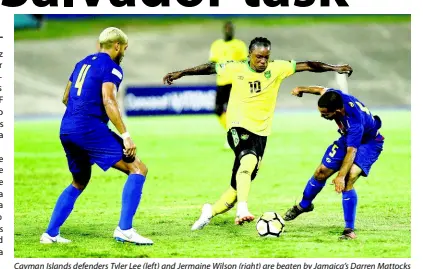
left=209, top=22, right=248, bottom=145
left=163, top=37, right=353, bottom=229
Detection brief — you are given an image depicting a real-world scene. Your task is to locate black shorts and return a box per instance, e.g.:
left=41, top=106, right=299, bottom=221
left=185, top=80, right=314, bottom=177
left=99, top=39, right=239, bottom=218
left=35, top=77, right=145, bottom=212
left=215, top=84, right=232, bottom=115
left=226, top=127, right=267, bottom=189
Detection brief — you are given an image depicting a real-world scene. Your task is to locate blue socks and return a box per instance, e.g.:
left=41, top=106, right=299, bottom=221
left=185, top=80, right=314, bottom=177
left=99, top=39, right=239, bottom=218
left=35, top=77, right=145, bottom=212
left=118, top=174, right=146, bottom=230
left=46, top=184, right=82, bottom=237
left=299, top=176, right=326, bottom=209
left=342, top=189, right=358, bottom=229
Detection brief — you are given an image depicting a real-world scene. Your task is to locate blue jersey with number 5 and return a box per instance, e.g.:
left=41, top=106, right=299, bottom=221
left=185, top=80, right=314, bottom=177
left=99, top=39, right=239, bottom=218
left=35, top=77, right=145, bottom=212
left=60, top=53, right=123, bottom=134
left=327, top=88, right=382, bottom=148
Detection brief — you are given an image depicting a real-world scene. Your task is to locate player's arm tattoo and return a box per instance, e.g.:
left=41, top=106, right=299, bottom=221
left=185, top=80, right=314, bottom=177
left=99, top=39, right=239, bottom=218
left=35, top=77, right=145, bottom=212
left=337, top=147, right=357, bottom=178
left=179, top=62, right=217, bottom=76
left=296, top=86, right=327, bottom=96
left=62, top=81, right=72, bottom=106
left=295, top=61, right=340, bottom=73
left=295, top=61, right=353, bottom=77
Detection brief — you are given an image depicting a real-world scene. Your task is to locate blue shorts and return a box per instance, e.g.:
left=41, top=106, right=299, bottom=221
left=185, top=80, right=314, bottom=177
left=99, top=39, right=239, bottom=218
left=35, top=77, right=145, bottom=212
left=60, top=125, right=125, bottom=174
left=322, top=134, right=384, bottom=177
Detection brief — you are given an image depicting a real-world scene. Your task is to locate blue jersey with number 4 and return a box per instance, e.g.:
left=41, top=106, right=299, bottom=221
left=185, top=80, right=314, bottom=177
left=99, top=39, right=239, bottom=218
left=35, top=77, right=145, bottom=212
left=327, top=88, right=382, bottom=148
left=60, top=52, right=123, bottom=134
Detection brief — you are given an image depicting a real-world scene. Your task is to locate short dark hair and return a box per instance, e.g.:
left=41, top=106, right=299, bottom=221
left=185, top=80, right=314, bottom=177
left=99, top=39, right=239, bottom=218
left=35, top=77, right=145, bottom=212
left=318, top=91, right=343, bottom=112
left=249, top=37, right=271, bottom=53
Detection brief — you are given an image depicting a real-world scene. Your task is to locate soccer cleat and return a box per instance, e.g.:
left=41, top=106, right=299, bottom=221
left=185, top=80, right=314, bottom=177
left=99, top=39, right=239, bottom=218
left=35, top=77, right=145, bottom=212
left=113, top=227, right=153, bottom=245
left=235, top=207, right=255, bottom=225
left=191, top=203, right=213, bottom=231
left=40, top=233, right=71, bottom=244
left=339, top=228, right=357, bottom=240
left=283, top=204, right=314, bottom=221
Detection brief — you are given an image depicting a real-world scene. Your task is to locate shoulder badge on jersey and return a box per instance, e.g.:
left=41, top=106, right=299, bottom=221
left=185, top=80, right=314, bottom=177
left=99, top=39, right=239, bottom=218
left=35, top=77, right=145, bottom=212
left=349, top=102, right=354, bottom=108
left=264, top=70, right=271, bottom=79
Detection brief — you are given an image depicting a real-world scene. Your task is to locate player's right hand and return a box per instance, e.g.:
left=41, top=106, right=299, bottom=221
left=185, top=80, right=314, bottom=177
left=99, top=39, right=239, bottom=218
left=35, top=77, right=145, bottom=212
left=123, top=137, right=137, bottom=159
left=291, top=87, right=303, bottom=97
left=336, top=64, right=353, bottom=77
left=163, top=71, right=183, bottom=85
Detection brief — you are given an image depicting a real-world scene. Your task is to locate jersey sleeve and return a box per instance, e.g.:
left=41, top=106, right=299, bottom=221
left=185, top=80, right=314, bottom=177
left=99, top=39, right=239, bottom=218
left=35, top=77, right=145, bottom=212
left=345, top=104, right=364, bottom=148
left=275, top=60, right=296, bottom=78
left=346, top=121, right=364, bottom=148
left=102, top=64, right=123, bottom=89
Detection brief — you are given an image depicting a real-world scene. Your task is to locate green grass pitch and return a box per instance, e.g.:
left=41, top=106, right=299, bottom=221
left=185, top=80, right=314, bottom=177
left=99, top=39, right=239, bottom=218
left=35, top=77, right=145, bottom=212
left=14, top=111, right=410, bottom=258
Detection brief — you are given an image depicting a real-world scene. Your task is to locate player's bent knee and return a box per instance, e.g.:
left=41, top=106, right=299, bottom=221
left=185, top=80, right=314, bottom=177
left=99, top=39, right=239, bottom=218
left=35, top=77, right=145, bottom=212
left=71, top=169, right=91, bottom=190
left=314, top=164, right=334, bottom=181
left=128, top=159, right=148, bottom=176
left=345, top=176, right=357, bottom=191
left=238, top=154, right=258, bottom=173
left=344, top=165, right=362, bottom=191
left=139, top=162, right=148, bottom=176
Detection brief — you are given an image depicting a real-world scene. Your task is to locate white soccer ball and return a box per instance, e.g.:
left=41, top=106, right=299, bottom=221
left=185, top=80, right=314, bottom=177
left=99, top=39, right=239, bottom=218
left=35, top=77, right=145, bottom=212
left=256, top=212, right=285, bottom=237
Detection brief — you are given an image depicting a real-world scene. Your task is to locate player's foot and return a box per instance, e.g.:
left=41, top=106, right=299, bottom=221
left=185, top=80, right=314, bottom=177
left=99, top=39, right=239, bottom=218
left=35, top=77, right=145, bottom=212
left=191, top=203, right=213, bottom=231
left=283, top=204, right=314, bottom=221
left=338, top=228, right=357, bottom=240
left=235, top=202, right=255, bottom=225
left=40, top=233, right=71, bottom=244
left=113, top=227, right=153, bottom=245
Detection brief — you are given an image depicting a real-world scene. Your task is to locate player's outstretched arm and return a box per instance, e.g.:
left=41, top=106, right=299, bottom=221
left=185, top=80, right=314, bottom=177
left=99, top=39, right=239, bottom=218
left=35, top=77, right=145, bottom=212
left=62, top=81, right=72, bottom=106
left=163, top=62, right=216, bottom=85
left=102, top=82, right=136, bottom=158
left=291, top=86, right=328, bottom=97
left=295, top=61, right=353, bottom=77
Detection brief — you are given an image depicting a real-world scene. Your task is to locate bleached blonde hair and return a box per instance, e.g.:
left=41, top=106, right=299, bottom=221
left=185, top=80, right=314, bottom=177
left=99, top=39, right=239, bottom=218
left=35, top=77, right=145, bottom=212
left=98, top=27, right=128, bottom=49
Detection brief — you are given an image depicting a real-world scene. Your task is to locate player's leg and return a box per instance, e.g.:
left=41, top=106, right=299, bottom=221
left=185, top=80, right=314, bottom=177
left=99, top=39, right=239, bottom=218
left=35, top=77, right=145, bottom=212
left=232, top=128, right=266, bottom=225
left=41, top=135, right=92, bottom=244
left=191, top=128, right=262, bottom=229
left=111, top=157, right=153, bottom=245
left=191, top=158, right=239, bottom=231
left=113, top=158, right=148, bottom=231
left=283, top=139, right=346, bottom=221
left=339, top=137, right=384, bottom=240
left=234, top=153, right=258, bottom=225
left=339, top=164, right=361, bottom=240
left=85, top=129, right=152, bottom=245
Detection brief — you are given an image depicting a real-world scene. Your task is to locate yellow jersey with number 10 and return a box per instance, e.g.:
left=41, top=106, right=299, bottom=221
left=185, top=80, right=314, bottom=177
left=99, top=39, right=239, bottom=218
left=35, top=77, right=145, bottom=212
left=215, top=60, right=296, bottom=136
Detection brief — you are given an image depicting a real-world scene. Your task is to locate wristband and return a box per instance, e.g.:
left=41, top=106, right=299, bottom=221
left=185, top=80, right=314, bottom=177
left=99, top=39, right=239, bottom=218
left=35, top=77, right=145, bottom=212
left=122, top=132, right=130, bottom=139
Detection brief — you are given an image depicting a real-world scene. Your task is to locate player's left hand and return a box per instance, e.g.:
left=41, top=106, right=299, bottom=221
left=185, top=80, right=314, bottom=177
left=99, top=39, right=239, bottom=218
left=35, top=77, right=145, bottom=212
left=291, top=87, right=303, bottom=97
left=332, top=176, right=345, bottom=193
left=336, top=65, right=353, bottom=77
left=163, top=71, right=183, bottom=85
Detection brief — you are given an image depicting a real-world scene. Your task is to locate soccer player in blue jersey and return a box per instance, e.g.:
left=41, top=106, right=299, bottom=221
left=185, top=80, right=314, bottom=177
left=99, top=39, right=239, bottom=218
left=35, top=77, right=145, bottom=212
left=282, top=86, right=384, bottom=240
left=40, top=27, right=153, bottom=245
